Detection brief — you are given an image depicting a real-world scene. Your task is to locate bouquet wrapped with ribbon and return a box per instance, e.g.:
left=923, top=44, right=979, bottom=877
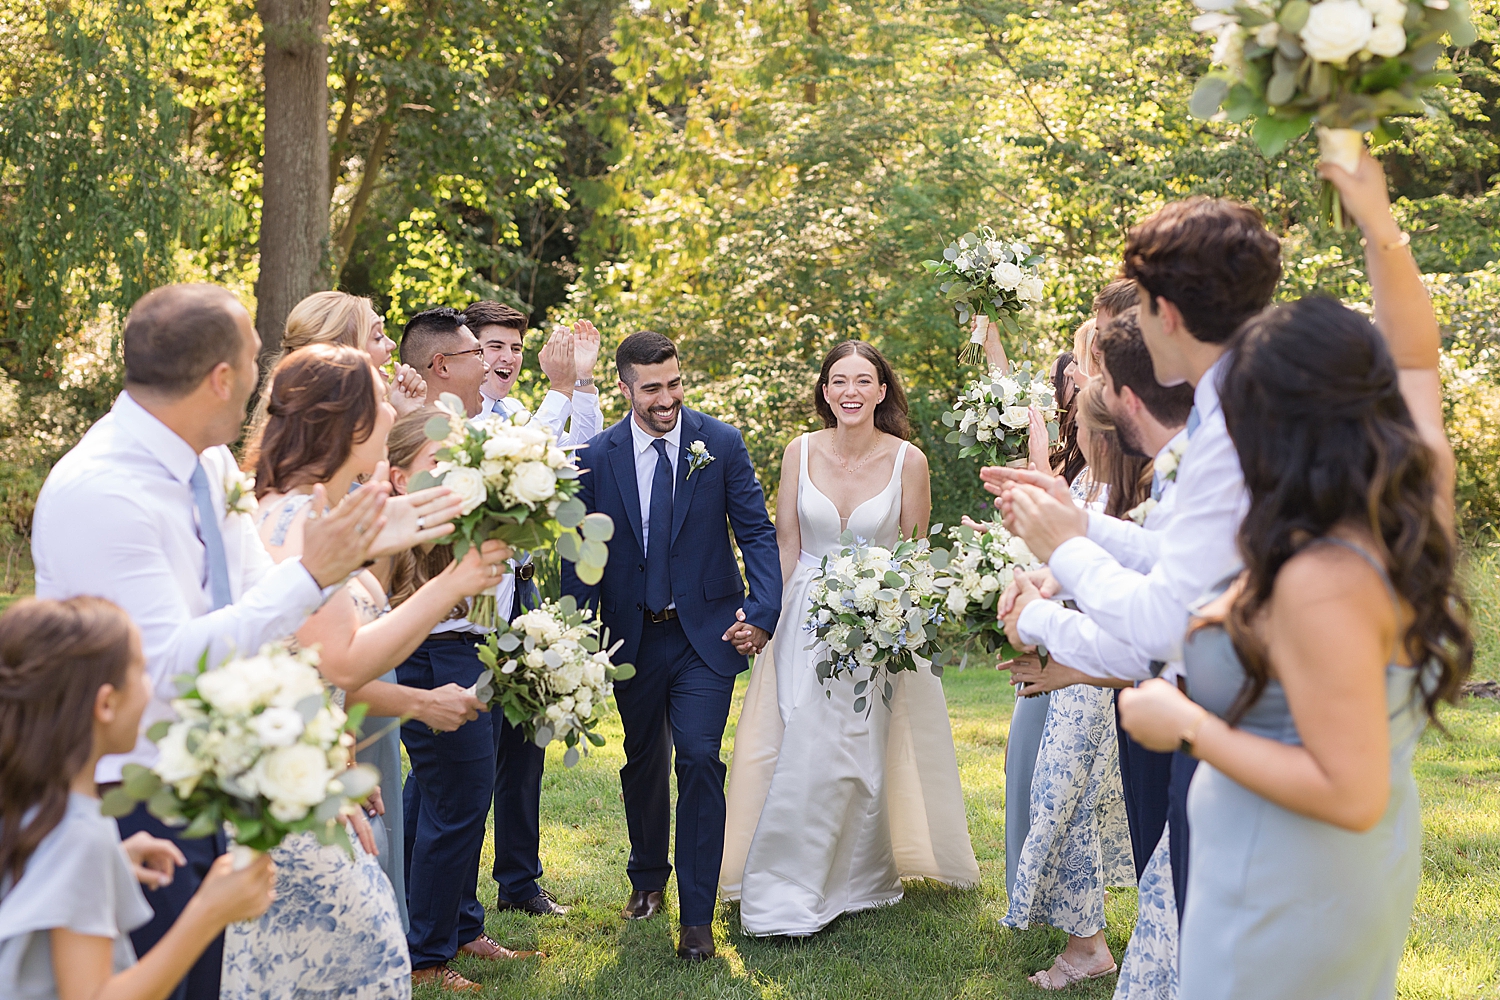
left=1188, top=0, right=1475, bottom=227
left=101, top=644, right=380, bottom=866
left=469, top=596, right=635, bottom=767
left=923, top=227, right=1046, bottom=364
left=409, top=392, right=613, bottom=627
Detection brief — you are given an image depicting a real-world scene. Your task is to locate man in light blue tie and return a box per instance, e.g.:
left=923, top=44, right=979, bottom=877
left=33, top=284, right=461, bottom=1000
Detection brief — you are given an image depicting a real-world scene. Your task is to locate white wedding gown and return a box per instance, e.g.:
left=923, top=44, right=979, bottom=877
left=720, top=435, right=980, bottom=936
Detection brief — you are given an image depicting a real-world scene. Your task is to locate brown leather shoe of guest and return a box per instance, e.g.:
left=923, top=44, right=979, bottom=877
left=459, top=933, right=544, bottom=961
left=621, top=889, right=665, bottom=920
left=677, top=924, right=716, bottom=961
left=411, top=964, right=484, bottom=992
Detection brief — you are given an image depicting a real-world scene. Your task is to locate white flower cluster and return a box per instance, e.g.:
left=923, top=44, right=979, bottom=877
left=943, top=363, right=1057, bottom=467
left=223, top=467, right=257, bottom=518
left=923, top=227, right=1047, bottom=341
left=804, top=536, right=945, bottom=701
left=499, top=606, right=614, bottom=740
left=949, top=239, right=1046, bottom=305
left=937, top=520, right=1042, bottom=621
left=432, top=408, right=572, bottom=516
left=155, top=645, right=358, bottom=825
left=1196, top=0, right=1412, bottom=79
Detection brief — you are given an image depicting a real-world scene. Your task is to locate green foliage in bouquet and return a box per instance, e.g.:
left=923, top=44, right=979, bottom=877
left=941, top=361, right=1059, bottom=469
left=471, top=595, right=636, bottom=768
left=922, top=227, right=1046, bottom=362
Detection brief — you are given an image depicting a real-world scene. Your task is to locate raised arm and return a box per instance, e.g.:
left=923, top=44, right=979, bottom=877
left=1321, top=153, right=1455, bottom=527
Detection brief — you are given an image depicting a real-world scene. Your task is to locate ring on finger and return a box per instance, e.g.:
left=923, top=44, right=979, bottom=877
left=355, top=522, right=367, bottom=535
left=416, top=515, right=425, bottom=531
left=489, top=563, right=499, bottom=578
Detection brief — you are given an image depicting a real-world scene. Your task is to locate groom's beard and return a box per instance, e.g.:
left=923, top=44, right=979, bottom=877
left=631, top=397, right=680, bottom=435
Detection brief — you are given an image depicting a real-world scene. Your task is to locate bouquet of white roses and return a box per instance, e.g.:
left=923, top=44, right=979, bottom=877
left=934, top=519, right=1044, bottom=663
left=101, top=644, right=379, bottom=863
left=923, top=227, right=1046, bottom=364
left=471, top=596, right=635, bottom=767
left=409, top=392, right=615, bottom=627
left=1188, top=0, right=1475, bottom=227
left=941, top=361, right=1058, bottom=468
left=804, top=529, right=952, bottom=714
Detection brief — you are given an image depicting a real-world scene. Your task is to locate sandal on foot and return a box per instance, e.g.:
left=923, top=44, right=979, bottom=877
left=1027, top=954, right=1118, bottom=990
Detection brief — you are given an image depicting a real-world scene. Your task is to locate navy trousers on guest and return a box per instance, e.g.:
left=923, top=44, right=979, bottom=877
left=614, top=615, right=735, bottom=928
left=491, top=711, right=545, bottom=902
left=1115, top=692, right=1175, bottom=881
left=1168, top=750, right=1200, bottom=923
left=115, top=802, right=226, bottom=1000
left=399, top=634, right=496, bottom=971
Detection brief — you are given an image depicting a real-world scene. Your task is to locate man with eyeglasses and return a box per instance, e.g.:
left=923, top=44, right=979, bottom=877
left=401, top=307, right=489, bottom=417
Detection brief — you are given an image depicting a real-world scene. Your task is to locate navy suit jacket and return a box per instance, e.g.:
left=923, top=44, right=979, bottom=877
left=561, top=407, right=782, bottom=677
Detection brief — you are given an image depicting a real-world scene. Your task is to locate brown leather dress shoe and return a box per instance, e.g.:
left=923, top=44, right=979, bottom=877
left=621, top=889, right=665, bottom=920
left=677, top=924, right=715, bottom=961
left=459, top=933, right=544, bottom=961
left=411, top=964, right=484, bottom=992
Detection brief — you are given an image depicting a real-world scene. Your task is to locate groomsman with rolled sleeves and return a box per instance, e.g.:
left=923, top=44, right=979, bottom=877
left=464, top=300, right=603, bottom=916
left=31, top=284, right=456, bottom=1000
left=985, top=196, right=1282, bottom=920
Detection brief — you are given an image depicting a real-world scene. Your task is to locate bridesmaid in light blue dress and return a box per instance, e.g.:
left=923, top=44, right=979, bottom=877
left=1117, top=155, right=1470, bottom=1000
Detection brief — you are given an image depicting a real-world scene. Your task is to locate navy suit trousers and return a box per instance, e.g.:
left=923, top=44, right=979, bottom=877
left=1115, top=692, right=1175, bottom=881
left=614, top=615, right=735, bottom=927
left=399, top=634, right=495, bottom=970
left=1168, top=750, right=1200, bottom=923
left=115, top=803, right=226, bottom=1000
left=491, top=711, right=545, bottom=902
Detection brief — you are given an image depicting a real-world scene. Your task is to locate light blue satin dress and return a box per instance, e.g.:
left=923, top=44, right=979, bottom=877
left=1178, top=540, right=1430, bottom=999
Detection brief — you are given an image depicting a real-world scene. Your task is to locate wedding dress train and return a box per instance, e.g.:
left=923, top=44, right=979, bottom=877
left=720, top=435, right=979, bottom=937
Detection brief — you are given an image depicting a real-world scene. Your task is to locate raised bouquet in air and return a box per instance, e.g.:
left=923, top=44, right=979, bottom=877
left=471, top=596, right=636, bottom=767
left=923, top=227, right=1047, bottom=363
left=942, top=361, right=1058, bottom=468
left=409, top=392, right=613, bottom=627
left=1188, top=0, right=1475, bottom=227
left=934, top=519, right=1044, bottom=663
left=804, top=529, right=954, bottom=714
left=101, top=644, right=380, bottom=862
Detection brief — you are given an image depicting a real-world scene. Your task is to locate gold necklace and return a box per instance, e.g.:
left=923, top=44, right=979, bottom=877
left=830, top=439, right=880, bottom=475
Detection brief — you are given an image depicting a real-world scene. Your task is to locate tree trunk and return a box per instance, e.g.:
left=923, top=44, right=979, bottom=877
left=803, top=0, right=819, bottom=104
left=256, top=0, right=331, bottom=362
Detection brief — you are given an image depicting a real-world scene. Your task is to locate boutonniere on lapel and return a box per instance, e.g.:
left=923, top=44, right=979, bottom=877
left=1125, top=438, right=1187, bottom=525
left=685, top=440, right=715, bottom=480
left=224, top=467, right=257, bottom=518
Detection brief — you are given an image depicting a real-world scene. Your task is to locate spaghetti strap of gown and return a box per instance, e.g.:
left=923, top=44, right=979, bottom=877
left=720, top=434, right=979, bottom=936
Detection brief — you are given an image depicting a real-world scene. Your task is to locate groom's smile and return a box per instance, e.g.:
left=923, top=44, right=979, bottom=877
left=621, top=357, right=685, bottom=436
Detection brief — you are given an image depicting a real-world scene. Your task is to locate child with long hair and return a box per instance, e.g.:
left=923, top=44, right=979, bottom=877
left=0, top=597, right=274, bottom=1000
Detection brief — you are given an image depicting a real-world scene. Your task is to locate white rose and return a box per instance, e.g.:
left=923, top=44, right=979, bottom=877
left=441, top=466, right=488, bottom=515
left=1254, top=21, right=1280, bottom=47
left=1211, top=24, right=1246, bottom=75
left=1360, top=0, right=1406, bottom=22
left=990, top=261, right=1023, bottom=290
left=249, top=707, right=305, bottom=748
left=196, top=668, right=256, bottom=715
left=1300, top=0, right=1373, bottom=63
left=483, top=431, right=525, bottom=459
left=269, top=800, right=310, bottom=823
left=979, top=574, right=1000, bottom=594
left=1016, top=274, right=1045, bottom=303
left=266, top=656, right=325, bottom=710
left=1366, top=20, right=1407, bottom=54
left=510, top=462, right=558, bottom=506
left=302, top=706, right=343, bottom=747
left=1001, top=406, right=1031, bottom=429
left=946, top=587, right=970, bottom=615
left=546, top=447, right=568, bottom=469
left=479, top=459, right=508, bottom=487
left=155, top=723, right=206, bottom=785
left=1005, top=535, right=1036, bottom=566
left=252, top=743, right=334, bottom=809
left=856, top=642, right=879, bottom=665
left=525, top=648, right=547, bottom=670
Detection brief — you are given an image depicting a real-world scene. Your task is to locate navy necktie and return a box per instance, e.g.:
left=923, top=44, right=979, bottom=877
left=645, top=438, right=675, bottom=613
left=189, top=461, right=233, bottom=610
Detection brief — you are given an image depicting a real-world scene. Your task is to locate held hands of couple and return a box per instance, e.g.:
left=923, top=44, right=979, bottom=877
left=721, top=607, right=770, bottom=656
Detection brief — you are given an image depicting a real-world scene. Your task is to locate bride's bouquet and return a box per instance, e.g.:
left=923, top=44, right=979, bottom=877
left=101, top=644, right=380, bottom=863
left=922, top=227, right=1046, bottom=364
left=409, top=392, right=615, bottom=627
left=1188, top=0, right=1475, bottom=227
left=934, top=519, right=1044, bottom=663
left=470, top=596, right=635, bottom=767
left=942, top=362, right=1058, bottom=468
left=804, top=529, right=950, bottom=714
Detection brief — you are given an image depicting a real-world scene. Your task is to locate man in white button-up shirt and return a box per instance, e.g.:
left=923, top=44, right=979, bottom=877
left=985, top=197, right=1282, bottom=920
left=33, top=284, right=447, bottom=1000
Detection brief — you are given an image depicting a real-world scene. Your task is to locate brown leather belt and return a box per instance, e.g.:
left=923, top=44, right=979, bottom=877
left=515, top=562, right=535, bottom=582
left=645, top=607, right=678, bottom=624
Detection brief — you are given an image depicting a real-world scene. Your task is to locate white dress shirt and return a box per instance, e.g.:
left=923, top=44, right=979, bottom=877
left=1043, top=354, right=1248, bottom=668
left=435, top=388, right=603, bottom=633
left=33, top=392, right=329, bottom=781
left=630, top=414, right=681, bottom=610
left=1017, top=432, right=1187, bottom=682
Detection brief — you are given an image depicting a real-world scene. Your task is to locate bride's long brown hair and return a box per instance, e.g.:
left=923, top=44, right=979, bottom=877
left=813, top=341, right=911, bottom=440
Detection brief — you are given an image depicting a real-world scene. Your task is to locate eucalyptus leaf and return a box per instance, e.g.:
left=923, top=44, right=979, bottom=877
left=581, top=513, right=615, bottom=542
left=563, top=746, right=580, bottom=768
left=555, top=497, right=587, bottom=528
left=407, top=470, right=441, bottom=492
left=556, top=530, right=581, bottom=562
left=423, top=415, right=452, bottom=441
left=100, top=786, right=139, bottom=818
left=534, top=725, right=555, bottom=748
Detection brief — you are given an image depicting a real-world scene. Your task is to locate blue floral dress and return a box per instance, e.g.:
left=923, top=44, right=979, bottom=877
left=1113, top=828, right=1178, bottom=1000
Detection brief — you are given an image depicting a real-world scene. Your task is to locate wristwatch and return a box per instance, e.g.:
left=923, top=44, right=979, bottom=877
left=575, top=377, right=595, bottom=388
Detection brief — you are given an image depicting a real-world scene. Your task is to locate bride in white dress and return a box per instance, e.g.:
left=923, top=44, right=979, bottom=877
left=720, top=341, right=980, bottom=937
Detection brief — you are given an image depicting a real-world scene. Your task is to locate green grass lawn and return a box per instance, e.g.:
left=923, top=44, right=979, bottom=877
left=424, top=546, right=1500, bottom=998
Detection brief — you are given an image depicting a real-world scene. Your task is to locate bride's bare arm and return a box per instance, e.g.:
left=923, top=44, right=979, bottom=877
left=900, top=445, right=931, bottom=539
left=775, top=437, right=803, bottom=585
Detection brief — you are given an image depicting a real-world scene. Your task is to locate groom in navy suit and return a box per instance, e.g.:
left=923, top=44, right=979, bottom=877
left=562, top=330, right=781, bottom=960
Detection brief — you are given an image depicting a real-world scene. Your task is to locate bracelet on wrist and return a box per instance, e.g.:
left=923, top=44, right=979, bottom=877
left=1359, top=231, right=1410, bottom=252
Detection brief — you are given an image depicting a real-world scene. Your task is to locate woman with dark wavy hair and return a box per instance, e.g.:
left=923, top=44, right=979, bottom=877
left=1119, top=155, right=1470, bottom=998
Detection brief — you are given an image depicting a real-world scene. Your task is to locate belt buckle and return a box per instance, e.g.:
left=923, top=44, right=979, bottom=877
left=516, top=562, right=535, bottom=582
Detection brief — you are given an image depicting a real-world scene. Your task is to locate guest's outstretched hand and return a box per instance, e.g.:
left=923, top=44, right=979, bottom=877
left=302, top=483, right=387, bottom=588
left=121, top=831, right=186, bottom=890
left=572, top=320, right=602, bottom=383
left=1004, top=483, right=1087, bottom=562
left=366, top=462, right=461, bottom=556
left=540, top=327, right=577, bottom=392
